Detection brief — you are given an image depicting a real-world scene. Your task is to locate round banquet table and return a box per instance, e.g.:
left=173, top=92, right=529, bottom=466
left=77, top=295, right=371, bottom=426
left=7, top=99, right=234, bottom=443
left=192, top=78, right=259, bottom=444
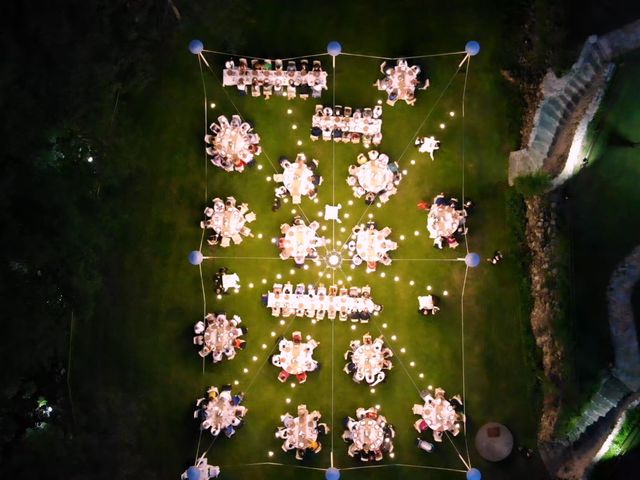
left=278, top=341, right=313, bottom=375
left=211, top=208, right=245, bottom=237
left=351, top=343, right=384, bottom=378
left=421, top=399, right=457, bottom=433
left=427, top=204, right=461, bottom=238
left=355, top=229, right=386, bottom=262
left=283, top=163, right=314, bottom=198
left=286, top=415, right=319, bottom=450
left=203, top=323, right=237, bottom=354
left=213, top=126, right=248, bottom=158
left=283, top=225, right=318, bottom=258
left=352, top=418, right=385, bottom=451
left=356, top=160, right=393, bottom=193
left=204, top=396, right=236, bottom=431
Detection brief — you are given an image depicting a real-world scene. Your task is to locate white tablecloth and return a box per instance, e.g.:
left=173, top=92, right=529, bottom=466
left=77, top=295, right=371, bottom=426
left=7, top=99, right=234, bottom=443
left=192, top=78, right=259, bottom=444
left=352, top=418, right=384, bottom=451
left=267, top=292, right=376, bottom=313
left=282, top=162, right=314, bottom=198
left=211, top=208, right=245, bottom=237
left=223, top=68, right=327, bottom=90
left=282, top=225, right=322, bottom=259
left=355, top=229, right=388, bottom=263
left=427, top=204, right=461, bottom=238
left=275, top=339, right=318, bottom=375
left=355, top=159, right=394, bottom=193
left=352, top=343, right=384, bottom=377
left=312, top=115, right=382, bottom=136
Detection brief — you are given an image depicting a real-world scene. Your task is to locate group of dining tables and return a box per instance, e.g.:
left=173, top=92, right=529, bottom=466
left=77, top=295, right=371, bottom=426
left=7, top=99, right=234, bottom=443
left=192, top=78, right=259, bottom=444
left=375, top=59, right=427, bottom=105
left=273, top=154, right=321, bottom=204
left=278, top=219, right=325, bottom=265
left=344, top=334, right=393, bottom=386
left=201, top=196, right=256, bottom=247
left=348, top=150, right=402, bottom=204
left=264, top=282, right=380, bottom=321
left=195, top=385, right=248, bottom=438
left=193, top=313, right=246, bottom=363
left=222, top=58, right=328, bottom=99
left=276, top=404, right=329, bottom=460
left=413, top=387, right=463, bottom=442
left=349, top=223, right=397, bottom=272
left=205, top=114, right=261, bottom=173
left=271, top=331, right=319, bottom=383
left=343, top=407, right=395, bottom=462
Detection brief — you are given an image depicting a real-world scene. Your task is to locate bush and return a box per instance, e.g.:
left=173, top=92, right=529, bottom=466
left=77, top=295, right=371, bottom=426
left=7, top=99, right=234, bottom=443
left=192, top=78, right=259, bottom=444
left=513, top=171, right=551, bottom=198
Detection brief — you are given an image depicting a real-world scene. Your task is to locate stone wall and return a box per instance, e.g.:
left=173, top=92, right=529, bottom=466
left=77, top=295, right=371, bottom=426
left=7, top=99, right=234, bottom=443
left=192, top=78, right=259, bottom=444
left=508, top=18, right=640, bottom=185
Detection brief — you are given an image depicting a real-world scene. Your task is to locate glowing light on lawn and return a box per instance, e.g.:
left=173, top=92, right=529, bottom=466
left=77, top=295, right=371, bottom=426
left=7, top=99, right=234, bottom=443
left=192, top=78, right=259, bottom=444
left=348, top=200, right=353, bottom=206
left=414, top=230, right=420, bottom=236
left=289, top=269, right=295, bottom=275
left=266, top=176, right=272, bottom=182
left=216, top=294, right=222, bottom=300
left=271, top=331, right=276, bottom=337
left=290, top=383, right=296, bottom=388
left=252, top=356, right=258, bottom=361
left=443, top=290, right=449, bottom=296
left=210, top=103, right=216, bottom=108
left=268, top=451, right=274, bottom=457
left=419, top=373, right=424, bottom=378
left=368, top=213, right=373, bottom=219
left=428, top=385, right=433, bottom=390
left=377, top=99, right=382, bottom=105
left=400, top=348, right=406, bottom=353
left=409, top=280, right=415, bottom=286
left=287, top=109, right=292, bottom=114
left=291, top=124, right=298, bottom=130
left=344, top=213, right=350, bottom=218
left=87, top=156, right=94, bottom=163
left=380, top=272, right=386, bottom=278
left=409, top=361, right=415, bottom=367
left=257, top=164, right=263, bottom=170
left=243, top=368, right=249, bottom=373
left=370, top=388, right=376, bottom=394
left=410, top=159, right=416, bottom=165
left=234, top=380, right=239, bottom=385
left=279, top=320, right=285, bottom=325
left=291, top=209, right=296, bottom=214
left=303, top=264, right=309, bottom=270
left=427, top=285, right=432, bottom=291
left=382, top=323, right=387, bottom=328
left=400, top=235, right=405, bottom=240
left=402, top=169, right=408, bottom=175
left=351, top=325, right=356, bottom=330
left=261, top=344, right=267, bottom=349
left=439, top=123, right=445, bottom=129
left=340, top=227, right=346, bottom=233
left=394, top=276, right=399, bottom=282
left=297, top=140, right=302, bottom=146
left=248, top=283, right=254, bottom=289
left=391, top=335, right=397, bottom=341
left=257, top=233, right=263, bottom=239
left=286, top=398, right=291, bottom=404
left=347, top=276, right=352, bottom=281
left=276, top=273, right=282, bottom=279
left=449, top=111, right=455, bottom=117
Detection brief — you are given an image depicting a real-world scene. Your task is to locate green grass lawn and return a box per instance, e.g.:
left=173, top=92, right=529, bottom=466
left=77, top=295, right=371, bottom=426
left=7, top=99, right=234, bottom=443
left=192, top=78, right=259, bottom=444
left=70, top=2, right=547, bottom=479
left=557, top=52, right=640, bottom=414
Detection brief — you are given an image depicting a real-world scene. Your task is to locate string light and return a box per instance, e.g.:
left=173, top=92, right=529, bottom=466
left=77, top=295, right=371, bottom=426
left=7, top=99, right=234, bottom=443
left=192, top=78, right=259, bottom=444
left=409, top=361, right=415, bottom=367
left=210, top=102, right=216, bottom=108
left=419, top=373, right=424, bottom=379
left=276, top=273, right=282, bottom=279
left=257, top=164, right=263, bottom=170
left=382, top=323, right=388, bottom=329
left=286, top=398, right=291, bottom=404
left=243, top=368, right=249, bottom=373
left=409, top=280, right=415, bottom=286
left=394, top=276, right=400, bottom=282
left=268, top=451, right=274, bottom=457
left=291, top=124, right=298, bottom=130
left=291, top=209, right=296, bottom=214
left=344, top=213, right=350, bottom=218
left=449, top=111, right=455, bottom=117
left=266, top=176, right=272, bottom=182
left=279, top=320, right=285, bottom=325
left=443, top=290, right=449, bottom=296
left=234, top=380, right=239, bottom=385
left=262, top=278, right=267, bottom=284
left=261, top=344, right=267, bottom=349
left=427, top=285, right=432, bottom=291
left=351, top=325, right=356, bottom=330
left=252, top=356, right=258, bottom=361
left=400, top=235, right=405, bottom=240
left=297, top=140, right=302, bottom=146
left=370, top=388, right=376, bottom=393
left=257, top=233, right=263, bottom=239
left=439, top=123, right=445, bottom=129
left=248, top=282, right=254, bottom=288
left=391, top=335, right=397, bottom=341
left=303, top=264, right=309, bottom=270
left=348, top=200, right=353, bottom=206
left=290, top=382, right=296, bottom=388
left=289, top=269, right=295, bottom=275
left=400, top=348, right=406, bottom=353
left=287, top=109, right=293, bottom=114
left=410, top=159, right=416, bottom=165
left=414, top=230, right=420, bottom=236
left=380, top=272, right=386, bottom=278
left=271, top=331, right=276, bottom=337
left=216, top=294, right=222, bottom=300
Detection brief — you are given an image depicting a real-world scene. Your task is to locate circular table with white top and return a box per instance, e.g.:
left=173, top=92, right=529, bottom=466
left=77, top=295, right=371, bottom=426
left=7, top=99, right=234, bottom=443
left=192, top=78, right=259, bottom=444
left=274, top=339, right=319, bottom=375
left=420, top=397, right=458, bottom=432
left=355, top=159, right=394, bottom=193
left=351, top=343, right=385, bottom=379
left=282, top=162, right=314, bottom=198
left=283, top=224, right=322, bottom=259
left=355, top=229, right=388, bottom=262
left=352, top=418, right=385, bottom=452
left=211, top=207, right=246, bottom=237
left=427, top=204, right=461, bottom=238
left=203, top=318, right=241, bottom=358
